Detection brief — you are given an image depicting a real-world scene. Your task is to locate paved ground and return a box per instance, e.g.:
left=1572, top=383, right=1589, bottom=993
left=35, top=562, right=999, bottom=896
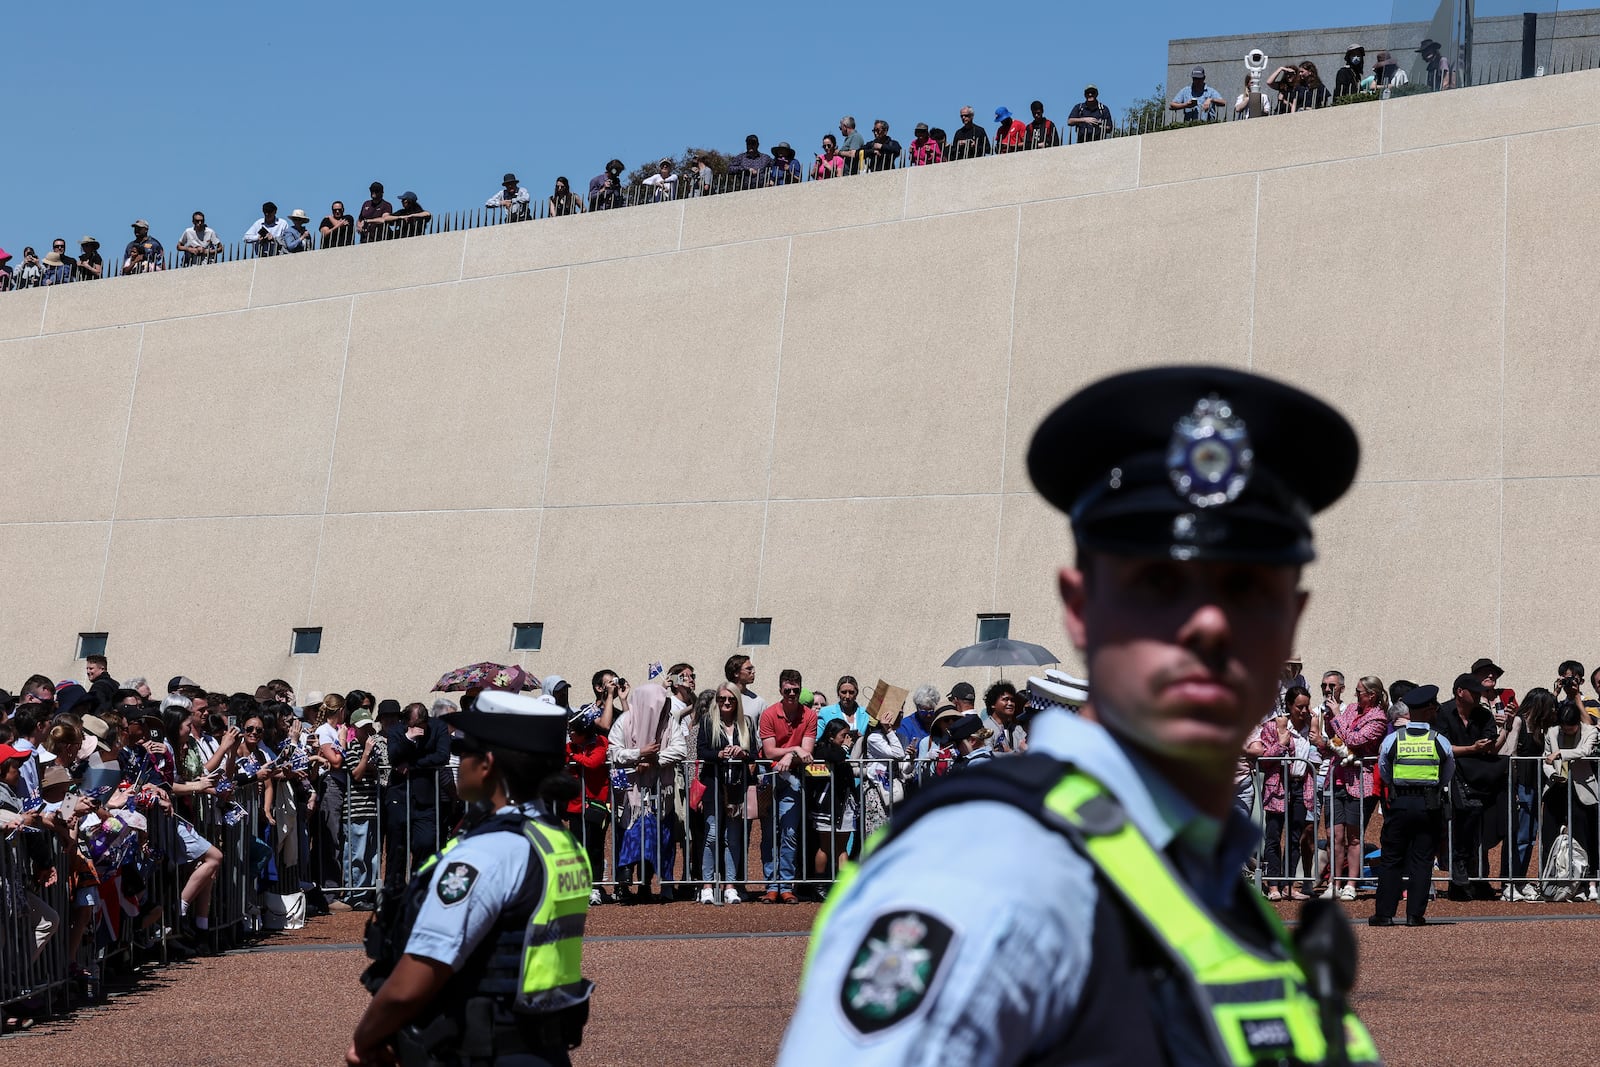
left=6, top=894, right=1597, bottom=1065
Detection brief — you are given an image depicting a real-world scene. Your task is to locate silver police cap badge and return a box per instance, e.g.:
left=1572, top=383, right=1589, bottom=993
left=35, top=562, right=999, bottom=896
left=1167, top=395, right=1253, bottom=508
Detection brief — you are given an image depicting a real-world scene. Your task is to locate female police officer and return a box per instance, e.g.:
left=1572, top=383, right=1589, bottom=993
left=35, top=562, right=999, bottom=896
left=351, top=691, right=594, bottom=1067
left=781, top=366, right=1380, bottom=1065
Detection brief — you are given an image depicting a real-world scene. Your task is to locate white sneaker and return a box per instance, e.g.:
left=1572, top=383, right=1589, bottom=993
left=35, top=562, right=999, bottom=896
left=698, top=886, right=716, bottom=905
left=1501, top=884, right=1514, bottom=902
left=1337, top=885, right=1357, bottom=902
left=1519, top=884, right=1542, bottom=902
left=1319, top=885, right=1335, bottom=900
left=722, top=886, right=742, bottom=905
left=589, top=888, right=603, bottom=906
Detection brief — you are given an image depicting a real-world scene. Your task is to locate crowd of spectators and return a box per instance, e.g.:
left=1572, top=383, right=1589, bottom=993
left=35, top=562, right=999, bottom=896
left=4, top=640, right=1594, bottom=1023
left=0, top=36, right=1473, bottom=295
left=1251, top=653, right=1600, bottom=905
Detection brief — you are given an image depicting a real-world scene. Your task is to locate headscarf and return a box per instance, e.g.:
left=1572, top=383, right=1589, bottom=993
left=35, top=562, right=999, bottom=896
left=619, top=683, right=672, bottom=751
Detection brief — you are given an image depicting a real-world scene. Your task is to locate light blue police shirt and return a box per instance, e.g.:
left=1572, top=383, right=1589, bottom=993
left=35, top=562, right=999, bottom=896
left=777, top=710, right=1261, bottom=1066
left=403, top=802, right=540, bottom=970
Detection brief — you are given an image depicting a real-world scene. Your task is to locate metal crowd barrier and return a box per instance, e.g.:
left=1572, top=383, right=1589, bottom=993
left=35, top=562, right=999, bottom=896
left=1250, top=749, right=1599, bottom=899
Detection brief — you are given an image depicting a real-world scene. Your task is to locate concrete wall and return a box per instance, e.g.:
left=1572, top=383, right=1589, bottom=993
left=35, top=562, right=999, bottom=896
left=5, top=69, right=1600, bottom=706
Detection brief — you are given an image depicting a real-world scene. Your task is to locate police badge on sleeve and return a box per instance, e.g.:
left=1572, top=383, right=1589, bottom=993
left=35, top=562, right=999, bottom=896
left=839, top=910, right=955, bottom=1035
left=436, top=861, right=479, bottom=907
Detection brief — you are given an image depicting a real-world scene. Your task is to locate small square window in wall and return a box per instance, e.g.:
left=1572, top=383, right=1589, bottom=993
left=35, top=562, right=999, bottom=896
left=976, top=614, right=1011, bottom=642
left=292, top=627, right=323, bottom=655
left=511, top=622, right=544, bottom=652
left=739, top=618, right=772, bottom=647
left=76, top=632, right=108, bottom=659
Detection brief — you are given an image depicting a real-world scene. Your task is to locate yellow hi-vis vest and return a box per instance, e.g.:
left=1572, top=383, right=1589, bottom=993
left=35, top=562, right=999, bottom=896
left=514, top=820, right=593, bottom=1012
left=1392, top=729, right=1442, bottom=786
left=809, top=765, right=1381, bottom=1066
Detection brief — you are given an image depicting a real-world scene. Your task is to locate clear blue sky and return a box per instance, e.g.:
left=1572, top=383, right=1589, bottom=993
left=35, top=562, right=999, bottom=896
left=1, top=1, right=1395, bottom=260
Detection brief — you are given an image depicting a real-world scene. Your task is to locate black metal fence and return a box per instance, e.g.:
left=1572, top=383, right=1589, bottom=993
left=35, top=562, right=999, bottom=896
left=3, top=53, right=1597, bottom=296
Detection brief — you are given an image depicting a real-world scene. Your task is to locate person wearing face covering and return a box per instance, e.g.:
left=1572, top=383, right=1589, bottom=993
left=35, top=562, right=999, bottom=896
left=1334, top=45, right=1366, bottom=99
left=607, top=683, right=687, bottom=903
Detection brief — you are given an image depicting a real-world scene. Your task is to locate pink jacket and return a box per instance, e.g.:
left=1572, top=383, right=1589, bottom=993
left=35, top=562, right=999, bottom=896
left=1326, top=703, right=1388, bottom=796
left=910, top=137, right=943, bottom=166
left=1253, top=719, right=1315, bottom=813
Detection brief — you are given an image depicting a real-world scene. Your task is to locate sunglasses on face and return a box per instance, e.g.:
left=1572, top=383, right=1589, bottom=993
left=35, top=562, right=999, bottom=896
left=781, top=687, right=800, bottom=695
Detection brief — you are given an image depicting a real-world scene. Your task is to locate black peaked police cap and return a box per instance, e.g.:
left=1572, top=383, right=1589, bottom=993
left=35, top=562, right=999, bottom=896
left=1027, top=365, right=1359, bottom=565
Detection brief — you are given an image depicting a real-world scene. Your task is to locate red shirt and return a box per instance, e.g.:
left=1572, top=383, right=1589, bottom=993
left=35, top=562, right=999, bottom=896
left=759, top=703, right=818, bottom=758
left=566, top=734, right=609, bottom=814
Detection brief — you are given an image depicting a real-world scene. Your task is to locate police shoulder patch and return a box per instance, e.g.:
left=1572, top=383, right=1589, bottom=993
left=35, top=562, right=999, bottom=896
left=435, top=861, right=479, bottom=907
left=839, top=910, right=955, bottom=1035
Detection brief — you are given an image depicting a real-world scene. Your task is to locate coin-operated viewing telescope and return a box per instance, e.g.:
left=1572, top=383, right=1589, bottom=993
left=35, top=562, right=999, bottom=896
left=1244, top=48, right=1270, bottom=116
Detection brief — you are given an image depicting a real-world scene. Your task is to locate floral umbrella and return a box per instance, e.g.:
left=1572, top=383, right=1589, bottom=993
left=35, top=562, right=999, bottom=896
left=432, top=662, right=537, bottom=693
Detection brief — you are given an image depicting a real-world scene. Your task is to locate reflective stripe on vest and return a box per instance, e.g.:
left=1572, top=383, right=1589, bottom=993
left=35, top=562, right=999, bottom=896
left=515, top=820, right=593, bottom=1013
left=1393, top=730, right=1442, bottom=785
left=1043, top=772, right=1380, bottom=1067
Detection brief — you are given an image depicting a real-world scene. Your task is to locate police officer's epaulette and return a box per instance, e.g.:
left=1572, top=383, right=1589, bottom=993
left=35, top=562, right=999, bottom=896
left=877, top=753, right=1070, bottom=850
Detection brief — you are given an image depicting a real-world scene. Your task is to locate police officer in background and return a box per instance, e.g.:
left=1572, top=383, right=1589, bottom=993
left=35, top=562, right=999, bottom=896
left=1369, top=685, right=1454, bottom=927
left=781, top=365, right=1381, bottom=1065
left=352, top=692, right=595, bottom=1066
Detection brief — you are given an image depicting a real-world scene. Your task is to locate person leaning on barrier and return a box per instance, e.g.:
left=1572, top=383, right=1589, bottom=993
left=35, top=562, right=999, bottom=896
left=1539, top=699, right=1600, bottom=898
left=243, top=202, right=289, bottom=257
left=949, top=106, right=990, bottom=160
left=352, top=691, right=595, bottom=1067
left=1066, top=85, right=1114, bottom=143
left=1368, top=684, right=1454, bottom=927
left=781, top=365, right=1379, bottom=1066
left=487, top=172, right=531, bottom=222
left=177, top=210, right=223, bottom=265
left=283, top=209, right=315, bottom=253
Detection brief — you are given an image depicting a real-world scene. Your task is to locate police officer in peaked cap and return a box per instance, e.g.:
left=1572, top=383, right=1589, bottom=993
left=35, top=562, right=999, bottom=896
left=352, top=691, right=595, bottom=1066
left=781, top=365, right=1381, bottom=1065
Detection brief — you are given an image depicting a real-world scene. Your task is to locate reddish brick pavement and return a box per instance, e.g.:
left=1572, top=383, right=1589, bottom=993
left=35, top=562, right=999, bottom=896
left=5, top=899, right=1596, bottom=1065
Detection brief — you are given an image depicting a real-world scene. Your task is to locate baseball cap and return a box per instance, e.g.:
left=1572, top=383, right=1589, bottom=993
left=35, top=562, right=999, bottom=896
left=168, top=675, right=196, bottom=692
left=947, top=682, right=976, bottom=702
left=1190, top=66, right=1206, bottom=79
left=1453, top=673, right=1489, bottom=695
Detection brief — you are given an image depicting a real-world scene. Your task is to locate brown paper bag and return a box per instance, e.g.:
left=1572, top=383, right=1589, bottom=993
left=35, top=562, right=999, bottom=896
left=864, top=679, right=910, bottom=727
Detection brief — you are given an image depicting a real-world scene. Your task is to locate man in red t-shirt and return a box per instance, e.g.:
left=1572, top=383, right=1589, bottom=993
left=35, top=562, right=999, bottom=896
left=759, top=669, right=817, bottom=903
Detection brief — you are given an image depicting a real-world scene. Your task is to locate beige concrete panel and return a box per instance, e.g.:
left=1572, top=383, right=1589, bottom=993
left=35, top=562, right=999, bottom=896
left=42, top=261, right=253, bottom=335
left=302, top=511, right=541, bottom=694
left=1005, top=175, right=1257, bottom=492
left=96, top=516, right=322, bottom=687
left=328, top=273, right=567, bottom=514
left=118, top=301, right=351, bottom=519
left=993, top=491, right=1084, bottom=677
left=903, top=140, right=1140, bottom=220
left=1503, top=126, right=1600, bottom=478
left=756, top=496, right=1001, bottom=691
left=544, top=240, right=788, bottom=507
left=1381, top=68, right=1600, bottom=155
left=679, top=171, right=906, bottom=250
left=772, top=210, right=1017, bottom=499
left=0, top=328, right=141, bottom=523
left=0, top=286, right=46, bottom=341
left=0, top=522, right=111, bottom=684
left=249, top=232, right=466, bottom=308
left=1138, top=104, right=1380, bottom=188
left=529, top=502, right=764, bottom=686
left=461, top=205, right=683, bottom=279
left=1253, top=139, right=1504, bottom=482
left=1500, top=476, right=1599, bottom=689
left=1297, top=479, right=1499, bottom=690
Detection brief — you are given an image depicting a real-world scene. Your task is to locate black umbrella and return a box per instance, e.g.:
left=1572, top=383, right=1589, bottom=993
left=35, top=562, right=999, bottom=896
left=942, top=638, right=1060, bottom=668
